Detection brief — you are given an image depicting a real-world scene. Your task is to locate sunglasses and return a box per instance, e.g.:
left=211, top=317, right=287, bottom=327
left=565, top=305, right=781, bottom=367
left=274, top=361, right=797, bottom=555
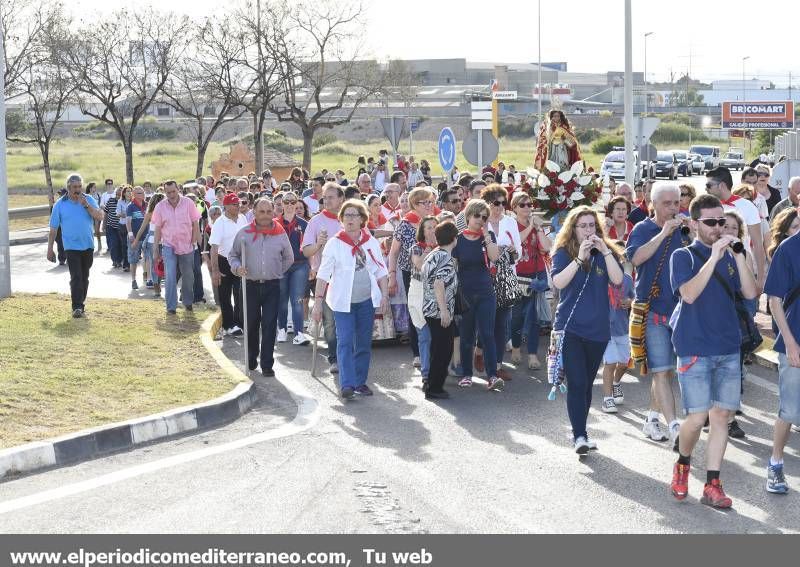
left=680, top=193, right=691, bottom=197
left=697, top=217, right=727, bottom=227
left=473, top=214, right=488, bottom=221
left=757, top=174, right=770, bottom=179
left=283, top=200, right=298, bottom=204
left=705, top=181, right=720, bottom=189
left=448, top=199, right=463, bottom=204
left=492, top=200, right=507, bottom=207
left=517, top=202, right=532, bottom=208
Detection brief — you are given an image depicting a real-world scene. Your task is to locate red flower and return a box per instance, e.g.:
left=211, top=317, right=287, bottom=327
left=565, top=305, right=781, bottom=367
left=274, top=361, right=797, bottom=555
left=547, top=171, right=557, bottom=180
left=555, top=178, right=563, bottom=187
left=588, top=166, right=595, bottom=173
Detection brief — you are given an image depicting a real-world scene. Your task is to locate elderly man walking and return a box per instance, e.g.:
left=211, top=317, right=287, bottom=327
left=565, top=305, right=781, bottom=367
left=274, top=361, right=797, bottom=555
left=229, top=198, right=294, bottom=377
left=47, top=173, right=105, bottom=318
left=210, top=193, right=249, bottom=336
left=152, top=180, right=202, bottom=315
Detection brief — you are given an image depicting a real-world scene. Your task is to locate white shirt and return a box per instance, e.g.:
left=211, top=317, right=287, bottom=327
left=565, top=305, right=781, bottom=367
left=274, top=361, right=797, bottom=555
left=99, top=190, right=115, bottom=208
left=725, top=197, right=760, bottom=227
left=208, top=213, right=249, bottom=258
left=317, top=235, right=389, bottom=312
left=487, top=214, right=523, bottom=262
left=381, top=202, right=403, bottom=222
left=373, top=170, right=387, bottom=191
left=205, top=188, right=217, bottom=204
left=303, top=195, right=321, bottom=216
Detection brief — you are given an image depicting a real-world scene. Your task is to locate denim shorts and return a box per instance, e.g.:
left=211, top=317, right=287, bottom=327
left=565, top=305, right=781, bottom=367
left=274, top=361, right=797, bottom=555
left=645, top=315, right=676, bottom=373
left=127, top=238, right=143, bottom=265
left=603, top=334, right=630, bottom=365
left=778, top=354, right=800, bottom=425
left=677, top=353, right=741, bottom=414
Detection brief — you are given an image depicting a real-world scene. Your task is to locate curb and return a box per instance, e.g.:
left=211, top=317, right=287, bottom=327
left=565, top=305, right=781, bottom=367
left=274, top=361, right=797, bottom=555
left=9, top=234, right=48, bottom=246
left=0, top=312, right=254, bottom=482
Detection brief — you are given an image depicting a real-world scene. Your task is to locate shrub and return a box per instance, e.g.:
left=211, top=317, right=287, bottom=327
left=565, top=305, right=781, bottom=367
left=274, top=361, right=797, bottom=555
left=315, top=143, right=349, bottom=155
left=140, top=146, right=181, bottom=158
left=591, top=135, right=625, bottom=154
left=263, top=131, right=296, bottom=153
left=184, top=142, right=198, bottom=151
left=312, top=132, right=337, bottom=148
left=650, top=122, right=708, bottom=144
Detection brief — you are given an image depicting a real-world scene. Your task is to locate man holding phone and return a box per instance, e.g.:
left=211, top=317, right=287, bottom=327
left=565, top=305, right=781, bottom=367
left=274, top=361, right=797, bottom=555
left=47, top=173, right=105, bottom=318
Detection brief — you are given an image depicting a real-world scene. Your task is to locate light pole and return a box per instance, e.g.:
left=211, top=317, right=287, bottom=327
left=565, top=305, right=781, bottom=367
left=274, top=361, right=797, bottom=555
left=742, top=56, right=750, bottom=148
left=0, top=13, right=11, bottom=298
left=643, top=31, right=653, bottom=115
left=537, top=0, right=542, bottom=122
left=624, top=0, right=634, bottom=184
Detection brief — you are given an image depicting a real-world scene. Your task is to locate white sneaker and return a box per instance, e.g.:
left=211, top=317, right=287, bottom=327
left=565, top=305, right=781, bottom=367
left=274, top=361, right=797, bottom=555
left=287, top=322, right=294, bottom=333
left=292, top=332, right=311, bottom=346
left=277, top=328, right=288, bottom=343
left=506, top=340, right=513, bottom=352
left=228, top=325, right=243, bottom=336
left=669, top=422, right=680, bottom=451
left=586, top=437, right=598, bottom=451
left=601, top=398, right=618, bottom=414
left=643, top=418, right=669, bottom=442
left=412, top=356, right=421, bottom=368
left=612, top=383, right=624, bottom=404
left=574, top=436, right=590, bottom=455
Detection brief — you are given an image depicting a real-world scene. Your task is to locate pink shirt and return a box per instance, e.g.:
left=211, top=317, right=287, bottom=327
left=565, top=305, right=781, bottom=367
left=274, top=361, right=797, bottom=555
left=152, top=196, right=201, bottom=255
left=301, top=212, right=342, bottom=271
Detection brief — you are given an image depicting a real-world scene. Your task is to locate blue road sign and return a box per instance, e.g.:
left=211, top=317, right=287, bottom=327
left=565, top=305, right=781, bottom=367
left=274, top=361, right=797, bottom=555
left=438, top=127, right=456, bottom=172
left=410, top=120, right=420, bottom=133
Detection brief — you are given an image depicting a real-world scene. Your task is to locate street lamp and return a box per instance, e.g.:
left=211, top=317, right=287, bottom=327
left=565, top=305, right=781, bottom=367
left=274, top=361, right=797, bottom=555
left=537, top=0, right=542, bottom=122
left=742, top=56, right=750, bottom=147
left=644, top=32, right=653, bottom=115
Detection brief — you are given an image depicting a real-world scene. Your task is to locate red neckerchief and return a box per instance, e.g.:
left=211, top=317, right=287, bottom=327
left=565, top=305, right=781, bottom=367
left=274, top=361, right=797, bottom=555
left=404, top=211, right=421, bottom=224
left=417, top=240, right=435, bottom=250
left=384, top=202, right=401, bottom=215
left=244, top=220, right=285, bottom=241
left=462, top=229, right=483, bottom=238
left=335, top=229, right=384, bottom=267
left=321, top=209, right=339, bottom=220
left=279, top=215, right=298, bottom=235
left=309, top=193, right=320, bottom=201
left=367, top=213, right=387, bottom=230
left=131, top=200, right=146, bottom=215
left=721, top=194, right=741, bottom=206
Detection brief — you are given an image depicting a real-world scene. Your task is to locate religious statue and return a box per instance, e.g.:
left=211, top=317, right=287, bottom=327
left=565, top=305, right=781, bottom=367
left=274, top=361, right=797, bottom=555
left=534, top=109, right=582, bottom=171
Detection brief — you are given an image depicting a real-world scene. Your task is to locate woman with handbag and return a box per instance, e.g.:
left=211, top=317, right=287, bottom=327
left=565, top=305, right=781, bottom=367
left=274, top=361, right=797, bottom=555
left=509, top=192, right=551, bottom=371
left=481, top=185, right=522, bottom=380
left=453, top=200, right=503, bottom=391
left=408, top=216, right=439, bottom=388
left=551, top=206, right=623, bottom=454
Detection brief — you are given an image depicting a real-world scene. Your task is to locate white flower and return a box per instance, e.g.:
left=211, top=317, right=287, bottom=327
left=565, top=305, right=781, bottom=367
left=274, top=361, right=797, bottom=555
left=570, top=192, right=586, bottom=203
left=578, top=175, right=592, bottom=185
left=527, top=167, right=540, bottom=178
left=557, top=194, right=566, bottom=204
left=545, top=160, right=560, bottom=172
left=537, top=191, right=550, bottom=200
left=558, top=170, right=575, bottom=183
left=570, top=160, right=585, bottom=176
left=538, top=174, right=550, bottom=187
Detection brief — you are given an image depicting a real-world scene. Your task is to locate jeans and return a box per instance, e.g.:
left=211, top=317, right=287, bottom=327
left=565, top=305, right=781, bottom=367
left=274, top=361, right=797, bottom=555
left=426, top=317, right=455, bottom=393
left=245, top=280, right=281, bottom=372
left=143, top=241, right=158, bottom=283
left=323, top=302, right=337, bottom=364
left=106, top=225, right=122, bottom=265
left=117, top=226, right=129, bottom=269
left=417, top=323, right=431, bottom=378
left=333, top=299, right=376, bottom=390
left=162, top=245, right=195, bottom=311
left=402, top=270, right=419, bottom=357
left=192, top=247, right=204, bottom=301
left=279, top=262, right=310, bottom=332
left=65, top=249, right=94, bottom=311
left=563, top=332, right=607, bottom=441
left=218, top=255, right=242, bottom=330
left=494, top=306, right=511, bottom=365
left=459, top=291, right=497, bottom=378
left=510, top=293, right=541, bottom=355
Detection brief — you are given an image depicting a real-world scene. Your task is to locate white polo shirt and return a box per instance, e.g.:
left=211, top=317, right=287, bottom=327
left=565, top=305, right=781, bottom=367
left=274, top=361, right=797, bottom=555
left=209, top=213, right=249, bottom=258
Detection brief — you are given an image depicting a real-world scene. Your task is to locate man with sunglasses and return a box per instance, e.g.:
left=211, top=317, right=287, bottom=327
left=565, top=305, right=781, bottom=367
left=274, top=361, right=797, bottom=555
left=440, top=188, right=463, bottom=216
left=669, top=194, right=758, bottom=508
left=705, top=167, right=766, bottom=293
left=47, top=173, right=106, bottom=318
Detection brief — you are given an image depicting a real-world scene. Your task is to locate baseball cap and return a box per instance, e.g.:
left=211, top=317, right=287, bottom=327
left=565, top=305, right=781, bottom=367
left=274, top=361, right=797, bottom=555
left=222, top=193, right=241, bottom=206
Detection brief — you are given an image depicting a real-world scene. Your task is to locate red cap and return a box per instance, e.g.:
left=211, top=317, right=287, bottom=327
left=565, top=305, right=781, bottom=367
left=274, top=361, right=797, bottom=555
left=222, top=193, right=240, bottom=206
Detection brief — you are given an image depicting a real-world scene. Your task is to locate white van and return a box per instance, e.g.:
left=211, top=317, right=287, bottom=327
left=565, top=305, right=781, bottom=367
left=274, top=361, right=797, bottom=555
left=689, top=145, right=720, bottom=172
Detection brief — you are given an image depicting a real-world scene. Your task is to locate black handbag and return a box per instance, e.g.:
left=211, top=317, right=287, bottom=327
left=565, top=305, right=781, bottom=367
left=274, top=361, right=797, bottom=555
left=492, top=246, right=521, bottom=308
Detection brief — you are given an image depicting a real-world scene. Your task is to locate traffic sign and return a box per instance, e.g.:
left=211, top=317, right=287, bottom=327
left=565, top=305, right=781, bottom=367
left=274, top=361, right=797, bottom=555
left=463, top=130, right=499, bottom=167
left=438, top=127, right=457, bottom=173
left=380, top=117, right=406, bottom=152
left=410, top=120, right=420, bottom=133
left=638, top=143, right=657, bottom=162
left=492, top=91, right=517, bottom=100
left=770, top=159, right=800, bottom=199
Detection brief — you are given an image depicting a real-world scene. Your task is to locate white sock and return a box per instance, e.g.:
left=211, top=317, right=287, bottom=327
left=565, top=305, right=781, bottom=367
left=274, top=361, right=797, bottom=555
left=669, top=419, right=680, bottom=431
left=647, top=410, right=660, bottom=421
left=770, top=457, right=784, bottom=467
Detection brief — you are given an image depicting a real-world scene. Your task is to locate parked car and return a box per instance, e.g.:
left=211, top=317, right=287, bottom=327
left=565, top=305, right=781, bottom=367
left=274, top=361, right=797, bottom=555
left=689, top=153, right=704, bottom=175
left=720, top=151, right=745, bottom=170
left=601, top=149, right=645, bottom=183
left=655, top=151, right=678, bottom=179
left=689, top=145, right=720, bottom=172
left=670, top=149, right=693, bottom=176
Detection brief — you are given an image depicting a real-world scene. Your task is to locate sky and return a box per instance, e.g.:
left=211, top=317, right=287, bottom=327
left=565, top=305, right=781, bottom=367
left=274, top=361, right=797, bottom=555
left=66, top=0, right=800, bottom=86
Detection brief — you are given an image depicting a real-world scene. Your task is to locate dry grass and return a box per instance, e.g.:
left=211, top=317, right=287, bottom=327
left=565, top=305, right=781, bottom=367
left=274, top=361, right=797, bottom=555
left=0, top=294, right=243, bottom=449
left=9, top=216, right=49, bottom=233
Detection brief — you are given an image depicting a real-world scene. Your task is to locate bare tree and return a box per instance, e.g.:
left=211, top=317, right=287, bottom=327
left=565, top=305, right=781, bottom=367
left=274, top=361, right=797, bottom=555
left=1, top=0, right=56, bottom=101
left=55, top=8, right=188, bottom=184
left=161, top=18, right=248, bottom=178
left=267, top=1, right=388, bottom=171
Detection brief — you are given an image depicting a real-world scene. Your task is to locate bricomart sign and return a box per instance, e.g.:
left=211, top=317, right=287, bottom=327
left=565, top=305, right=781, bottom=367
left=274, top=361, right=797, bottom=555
left=722, top=101, right=795, bottom=129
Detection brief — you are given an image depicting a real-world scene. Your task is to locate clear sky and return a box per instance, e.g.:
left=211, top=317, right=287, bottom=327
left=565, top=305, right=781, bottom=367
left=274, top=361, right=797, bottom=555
left=68, top=0, right=800, bottom=86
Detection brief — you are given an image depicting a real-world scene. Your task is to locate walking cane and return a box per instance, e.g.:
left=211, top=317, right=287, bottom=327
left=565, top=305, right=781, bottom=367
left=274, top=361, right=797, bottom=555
left=240, top=243, right=250, bottom=373
left=310, top=319, right=320, bottom=378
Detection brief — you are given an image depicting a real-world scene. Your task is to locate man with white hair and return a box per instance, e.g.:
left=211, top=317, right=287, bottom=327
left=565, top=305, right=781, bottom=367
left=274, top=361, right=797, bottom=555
left=614, top=182, right=634, bottom=202
left=380, top=183, right=403, bottom=222
left=356, top=172, right=372, bottom=196
left=770, top=176, right=800, bottom=222
left=627, top=184, right=691, bottom=444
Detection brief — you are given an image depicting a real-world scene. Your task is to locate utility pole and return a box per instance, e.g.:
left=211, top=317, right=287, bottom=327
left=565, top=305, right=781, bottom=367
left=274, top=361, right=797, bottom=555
left=537, top=0, right=542, bottom=122
left=0, top=14, right=11, bottom=298
left=743, top=56, right=750, bottom=151
left=624, top=0, right=634, bottom=184
left=643, top=32, right=653, bottom=115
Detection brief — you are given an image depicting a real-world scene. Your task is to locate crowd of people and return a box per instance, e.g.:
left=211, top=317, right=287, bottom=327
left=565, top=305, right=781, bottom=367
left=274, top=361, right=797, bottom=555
left=46, top=152, right=800, bottom=510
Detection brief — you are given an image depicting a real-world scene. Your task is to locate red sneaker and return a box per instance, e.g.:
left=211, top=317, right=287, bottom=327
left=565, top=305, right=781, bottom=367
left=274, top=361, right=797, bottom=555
left=701, top=479, right=732, bottom=509
left=671, top=463, right=690, bottom=500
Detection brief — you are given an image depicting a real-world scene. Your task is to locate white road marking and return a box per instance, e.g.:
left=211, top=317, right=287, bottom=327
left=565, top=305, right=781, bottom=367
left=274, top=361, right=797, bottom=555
left=0, top=374, right=320, bottom=515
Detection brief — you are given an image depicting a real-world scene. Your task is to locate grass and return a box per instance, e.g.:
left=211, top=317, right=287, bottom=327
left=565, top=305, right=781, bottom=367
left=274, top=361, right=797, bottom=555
left=0, top=294, right=244, bottom=449
left=9, top=216, right=49, bottom=233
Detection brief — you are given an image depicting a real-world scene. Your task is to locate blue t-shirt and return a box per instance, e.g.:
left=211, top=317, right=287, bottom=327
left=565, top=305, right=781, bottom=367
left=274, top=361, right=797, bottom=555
left=626, top=217, right=689, bottom=316
left=764, top=233, right=800, bottom=354
left=452, top=233, right=495, bottom=296
left=670, top=240, right=741, bottom=357
left=552, top=248, right=618, bottom=343
left=609, top=273, right=635, bottom=337
left=628, top=203, right=649, bottom=225
left=126, top=201, right=148, bottom=236
left=278, top=216, right=309, bottom=264
left=49, top=195, right=97, bottom=251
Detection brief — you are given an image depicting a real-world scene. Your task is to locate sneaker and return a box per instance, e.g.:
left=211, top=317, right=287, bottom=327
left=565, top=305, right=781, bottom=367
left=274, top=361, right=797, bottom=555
left=506, top=340, right=512, bottom=352
left=643, top=418, right=669, bottom=442
left=487, top=376, right=505, bottom=392
left=728, top=420, right=746, bottom=439
left=458, top=376, right=473, bottom=388
left=131, top=280, right=138, bottom=290
left=146, top=280, right=154, bottom=289
left=612, top=383, right=624, bottom=404
left=354, top=385, right=374, bottom=396
left=341, top=387, right=355, bottom=400
left=574, top=436, right=590, bottom=455
left=287, top=322, right=294, bottom=333
left=229, top=326, right=243, bottom=337
left=167, top=309, right=177, bottom=315
left=185, top=304, right=193, bottom=312
left=766, top=463, right=789, bottom=494
left=671, top=463, right=690, bottom=500
left=670, top=423, right=681, bottom=452
left=412, top=356, right=421, bottom=368
left=276, top=328, right=288, bottom=343
left=72, top=308, right=83, bottom=319
left=601, top=397, right=618, bottom=414
left=700, top=479, right=732, bottom=509
left=329, top=363, right=339, bottom=374
left=262, top=368, right=275, bottom=378
left=585, top=437, right=598, bottom=451
left=293, top=332, right=311, bottom=346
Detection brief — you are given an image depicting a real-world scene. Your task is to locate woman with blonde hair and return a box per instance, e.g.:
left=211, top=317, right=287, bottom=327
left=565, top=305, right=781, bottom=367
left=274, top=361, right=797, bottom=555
left=551, top=206, right=623, bottom=454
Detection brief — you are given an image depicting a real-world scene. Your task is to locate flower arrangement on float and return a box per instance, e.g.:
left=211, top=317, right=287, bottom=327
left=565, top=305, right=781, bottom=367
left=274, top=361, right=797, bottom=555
left=527, top=160, right=602, bottom=219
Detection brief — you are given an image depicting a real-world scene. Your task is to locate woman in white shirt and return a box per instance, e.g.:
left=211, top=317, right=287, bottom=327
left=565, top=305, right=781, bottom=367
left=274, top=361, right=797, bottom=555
left=312, top=199, right=390, bottom=400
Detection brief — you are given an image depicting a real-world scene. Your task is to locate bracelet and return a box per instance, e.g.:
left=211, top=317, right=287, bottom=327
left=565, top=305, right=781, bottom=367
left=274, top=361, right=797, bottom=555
left=574, top=258, right=583, bottom=267
left=603, top=251, right=612, bottom=257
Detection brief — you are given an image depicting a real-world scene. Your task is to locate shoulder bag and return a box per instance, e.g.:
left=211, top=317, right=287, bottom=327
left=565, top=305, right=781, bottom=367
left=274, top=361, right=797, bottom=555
left=629, top=238, right=672, bottom=375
